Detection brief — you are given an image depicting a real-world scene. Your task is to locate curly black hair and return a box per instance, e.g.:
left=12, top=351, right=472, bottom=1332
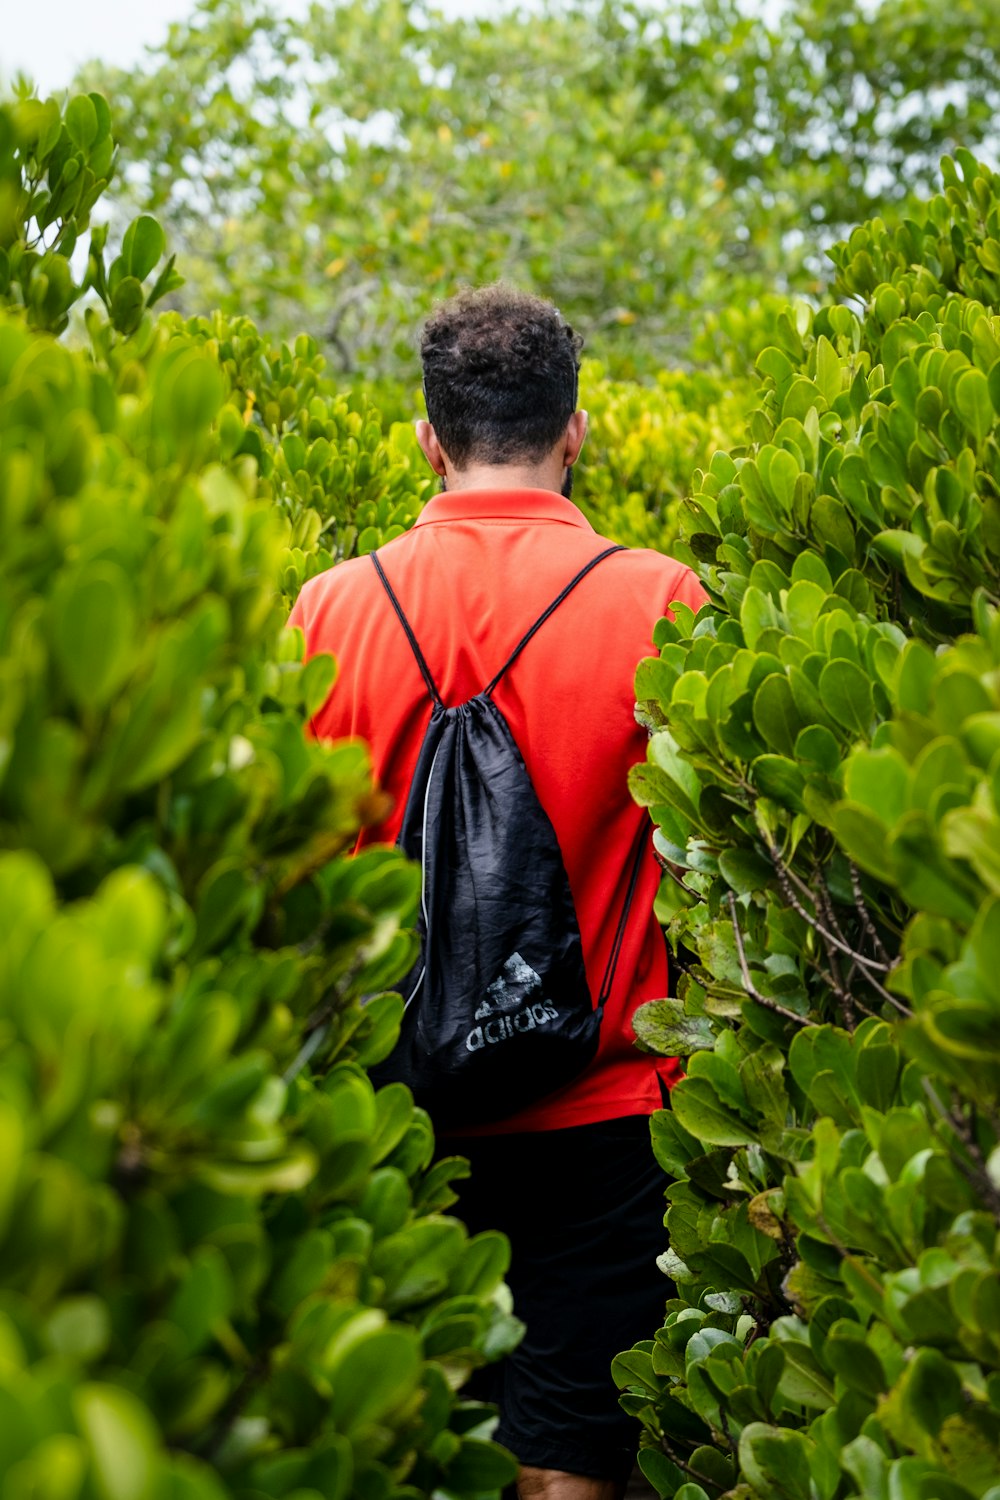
left=420, top=283, right=583, bottom=468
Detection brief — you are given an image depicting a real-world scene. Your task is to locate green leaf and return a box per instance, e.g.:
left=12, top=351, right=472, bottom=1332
left=953, top=367, right=995, bottom=444
left=757, top=346, right=795, bottom=386
left=637, top=1445, right=688, bottom=1497
left=647, top=732, right=703, bottom=819
left=671, top=1076, right=756, bottom=1148
left=751, top=753, right=806, bottom=807
left=741, top=585, right=781, bottom=649
left=840, top=1435, right=888, bottom=1500
left=902, top=1347, right=963, bottom=1435
left=329, top=1327, right=422, bottom=1432
left=773, top=1329, right=835, bottom=1408
left=784, top=579, right=827, bottom=638
left=633, top=998, right=717, bottom=1057
left=738, top=1423, right=814, bottom=1499
left=844, top=747, right=909, bottom=825
left=753, top=674, right=804, bottom=757
left=153, top=348, right=227, bottom=444
left=833, top=804, right=893, bottom=882
left=110, top=275, right=144, bottom=334
left=766, top=447, right=802, bottom=511
left=192, top=860, right=260, bottom=957
left=45, top=1297, right=111, bottom=1362
left=372, top=1219, right=466, bottom=1311
left=796, top=725, right=841, bottom=773
left=64, top=95, right=99, bottom=150
left=122, top=215, right=166, bottom=281
left=167, top=1247, right=235, bottom=1354
left=824, top=1321, right=887, bottom=1398
left=444, top=1438, right=518, bottom=1491
left=942, top=807, right=1000, bottom=895
left=872, top=528, right=924, bottom=574
left=889, top=811, right=981, bottom=922
left=895, top=640, right=937, bottom=713
left=717, top=848, right=773, bottom=895
left=146, top=252, right=185, bottom=309
left=819, top=658, right=875, bottom=737
left=73, top=1385, right=159, bottom=1500
left=450, top=1231, right=510, bottom=1298
left=967, top=899, right=1000, bottom=1006
left=49, top=564, right=137, bottom=709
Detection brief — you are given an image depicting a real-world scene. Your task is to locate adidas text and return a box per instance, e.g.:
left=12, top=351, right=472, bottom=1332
left=465, top=1000, right=559, bottom=1051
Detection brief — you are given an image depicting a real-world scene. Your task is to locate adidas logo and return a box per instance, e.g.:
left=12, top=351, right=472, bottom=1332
left=466, top=953, right=558, bottom=1051
left=476, top=952, right=542, bottom=1017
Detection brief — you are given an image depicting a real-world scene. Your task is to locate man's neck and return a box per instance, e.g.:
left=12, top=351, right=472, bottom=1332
left=442, top=462, right=566, bottom=494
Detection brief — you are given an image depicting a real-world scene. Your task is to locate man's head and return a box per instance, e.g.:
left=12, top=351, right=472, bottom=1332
left=416, top=284, right=587, bottom=493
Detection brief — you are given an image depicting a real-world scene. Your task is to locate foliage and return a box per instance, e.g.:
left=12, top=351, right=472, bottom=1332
left=576, top=361, right=749, bottom=552
left=0, top=93, right=521, bottom=1500
left=153, top=310, right=433, bottom=599
left=0, top=90, right=184, bottom=337
left=615, top=0, right=1000, bottom=249
left=76, top=0, right=1000, bottom=380
left=615, top=151, right=1000, bottom=1498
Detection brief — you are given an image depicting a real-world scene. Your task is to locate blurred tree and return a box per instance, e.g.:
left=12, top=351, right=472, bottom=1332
left=615, top=0, right=1000, bottom=248
left=78, top=0, right=1000, bottom=379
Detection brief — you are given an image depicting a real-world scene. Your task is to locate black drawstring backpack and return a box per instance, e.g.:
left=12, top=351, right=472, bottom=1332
left=367, top=544, right=645, bottom=1127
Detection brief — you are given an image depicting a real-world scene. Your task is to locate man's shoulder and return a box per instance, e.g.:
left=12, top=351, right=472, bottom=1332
left=593, top=540, right=708, bottom=607
left=297, top=551, right=380, bottom=610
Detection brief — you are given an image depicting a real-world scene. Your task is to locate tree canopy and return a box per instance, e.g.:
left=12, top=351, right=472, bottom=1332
left=79, top=0, right=1000, bottom=380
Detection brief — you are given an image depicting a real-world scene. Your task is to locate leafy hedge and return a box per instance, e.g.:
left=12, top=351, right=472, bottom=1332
left=0, top=92, right=523, bottom=1500
left=575, top=363, right=749, bottom=553
left=615, top=152, right=1000, bottom=1499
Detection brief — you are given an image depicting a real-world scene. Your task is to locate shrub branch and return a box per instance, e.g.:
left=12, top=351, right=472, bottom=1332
left=727, top=894, right=810, bottom=1026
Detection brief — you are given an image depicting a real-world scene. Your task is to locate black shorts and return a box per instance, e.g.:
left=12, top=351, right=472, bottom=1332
left=443, top=1115, right=670, bottom=1482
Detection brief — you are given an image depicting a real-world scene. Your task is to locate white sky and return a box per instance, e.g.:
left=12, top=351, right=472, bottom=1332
left=1, top=0, right=493, bottom=96
left=2, top=0, right=202, bottom=95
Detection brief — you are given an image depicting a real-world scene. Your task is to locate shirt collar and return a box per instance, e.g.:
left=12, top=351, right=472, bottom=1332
left=412, top=488, right=596, bottom=531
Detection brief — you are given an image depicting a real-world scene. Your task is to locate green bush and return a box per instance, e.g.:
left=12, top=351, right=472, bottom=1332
left=616, top=151, right=1000, bottom=1500
left=0, top=93, right=521, bottom=1500
left=151, top=311, right=433, bottom=600
left=575, top=362, right=749, bottom=553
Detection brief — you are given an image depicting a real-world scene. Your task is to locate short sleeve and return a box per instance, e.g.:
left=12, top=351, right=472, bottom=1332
left=665, top=564, right=710, bottom=618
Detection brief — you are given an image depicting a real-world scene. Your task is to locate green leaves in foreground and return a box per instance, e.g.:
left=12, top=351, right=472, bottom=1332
left=0, top=91, right=520, bottom=1496
left=617, top=155, right=1000, bottom=1500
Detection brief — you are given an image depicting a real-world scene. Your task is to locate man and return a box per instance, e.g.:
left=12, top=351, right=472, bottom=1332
left=289, top=285, right=706, bottom=1500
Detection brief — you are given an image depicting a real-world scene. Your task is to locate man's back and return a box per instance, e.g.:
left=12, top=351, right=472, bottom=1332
left=290, top=485, right=706, bottom=1134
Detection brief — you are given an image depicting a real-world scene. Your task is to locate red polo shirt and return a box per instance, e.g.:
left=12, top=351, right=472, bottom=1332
left=289, top=489, right=707, bottom=1133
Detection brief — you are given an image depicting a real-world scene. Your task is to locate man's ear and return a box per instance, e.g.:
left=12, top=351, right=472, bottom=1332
left=415, top=419, right=447, bottom=476
left=563, top=408, right=588, bottom=468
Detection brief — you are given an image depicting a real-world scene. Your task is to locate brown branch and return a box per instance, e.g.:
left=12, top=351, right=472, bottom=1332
left=815, top=871, right=852, bottom=949
left=718, top=1409, right=738, bottom=1458
left=661, top=861, right=699, bottom=897
left=849, top=862, right=891, bottom=963
left=658, top=1435, right=709, bottom=1488
left=814, top=956, right=911, bottom=1020
left=727, top=894, right=810, bottom=1027
left=923, top=1080, right=1000, bottom=1225
left=763, top=843, right=910, bottom=1020
left=766, top=844, right=891, bottom=974
left=270, top=828, right=358, bottom=904
left=814, top=877, right=857, bottom=1031
left=838, top=965, right=886, bottom=1021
